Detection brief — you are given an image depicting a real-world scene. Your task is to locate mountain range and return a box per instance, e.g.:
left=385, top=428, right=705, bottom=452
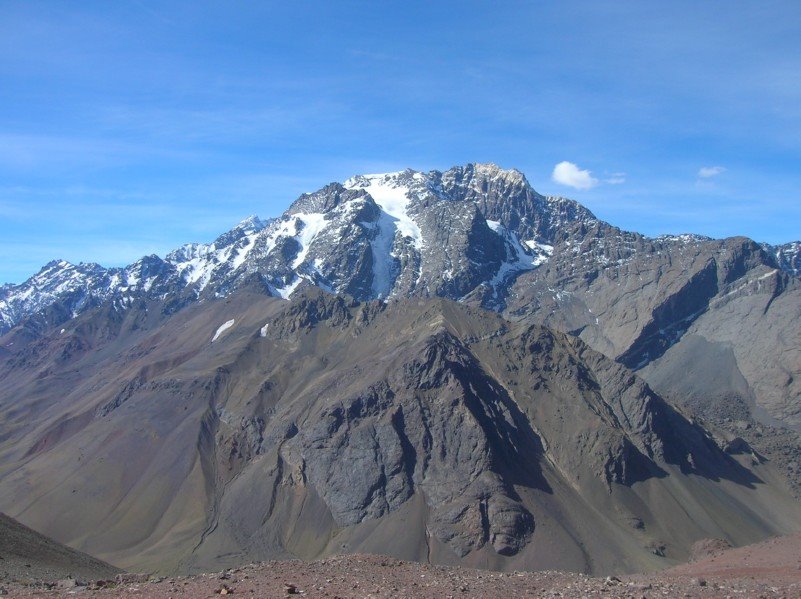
left=1, top=163, right=800, bottom=575
left=3, top=164, right=800, bottom=427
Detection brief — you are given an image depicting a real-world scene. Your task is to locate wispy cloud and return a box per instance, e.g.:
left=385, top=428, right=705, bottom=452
left=698, top=165, right=726, bottom=178
left=605, top=172, right=626, bottom=185
left=551, top=161, right=599, bottom=190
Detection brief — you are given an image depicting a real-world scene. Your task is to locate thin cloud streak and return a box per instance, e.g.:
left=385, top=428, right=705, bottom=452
left=698, top=166, right=726, bottom=178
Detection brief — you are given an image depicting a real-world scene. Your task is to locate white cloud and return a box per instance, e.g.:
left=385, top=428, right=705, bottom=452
left=551, top=161, right=599, bottom=190
left=605, top=172, right=626, bottom=185
left=698, top=166, right=726, bottom=178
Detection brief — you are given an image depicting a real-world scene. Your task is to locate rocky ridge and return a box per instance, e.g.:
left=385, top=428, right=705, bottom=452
left=771, top=240, right=801, bottom=276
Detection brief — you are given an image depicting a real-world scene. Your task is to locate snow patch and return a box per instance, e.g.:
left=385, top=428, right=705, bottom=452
left=173, top=244, right=222, bottom=289
left=486, top=222, right=548, bottom=300
left=657, top=233, right=711, bottom=244
left=345, top=172, right=425, bottom=297
left=344, top=173, right=423, bottom=249
left=274, top=276, right=303, bottom=299
left=260, top=213, right=328, bottom=270
left=259, top=322, right=269, bottom=337
left=369, top=211, right=398, bottom=298
left=292, top=213, right=328, bottom=268
left=524, top=240, right=554, bottom=255
left=231, top=232, right=259, bottom=270
left=211, top=319, right=235, bottom=342
left=262, top=218, right=299, bottom=256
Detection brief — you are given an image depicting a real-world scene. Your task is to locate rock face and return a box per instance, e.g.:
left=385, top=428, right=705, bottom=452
left=1, top=290, right=799, bottom=575
left=773, top=240, right=801, bottom=276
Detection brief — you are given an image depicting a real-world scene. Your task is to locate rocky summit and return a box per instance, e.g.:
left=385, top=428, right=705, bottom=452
left=1, top=163, right=800, bottom=577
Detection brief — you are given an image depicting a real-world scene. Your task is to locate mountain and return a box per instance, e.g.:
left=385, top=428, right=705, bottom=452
left=0, top=290, right=799, bottom=575
left=0, top=163, right=598, bottom=332
left=503, top=229, right=801, bottom=423
left=0, top=216, right=271, bottom=335
left=1, top=162, right=801, bottom=575
left=2, top=163, right=799, bottom=430
left=0, top=165, right=555, bottom=332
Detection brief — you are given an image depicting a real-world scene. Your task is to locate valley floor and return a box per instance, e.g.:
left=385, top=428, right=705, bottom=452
left=4, top=534, right=801, bottom=598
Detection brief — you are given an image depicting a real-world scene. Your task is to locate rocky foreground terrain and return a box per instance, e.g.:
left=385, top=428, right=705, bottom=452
left=3, top=534, right=801, bottom=598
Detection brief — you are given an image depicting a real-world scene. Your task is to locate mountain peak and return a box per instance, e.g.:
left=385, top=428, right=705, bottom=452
left=470, top=162, right=528, bottom=185
left=41, top=259, right=74, bottom=272
left=235, top=215, right=270, bottom=233
left=342, top=163, right=530, bottom=198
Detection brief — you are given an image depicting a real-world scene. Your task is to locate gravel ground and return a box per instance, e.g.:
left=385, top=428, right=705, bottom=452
left=2, top=546, right=801, bottom=599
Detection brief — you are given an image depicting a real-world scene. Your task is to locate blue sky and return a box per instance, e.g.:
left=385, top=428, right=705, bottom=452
left=1, top=1, right=800, bottom=284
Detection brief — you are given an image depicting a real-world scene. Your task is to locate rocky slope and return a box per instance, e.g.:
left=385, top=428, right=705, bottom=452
left=0, top=513, right=121, bottom=584
left=0, top=290, right=799, bottom=576
left=504, top=232, right=801, bottom=427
